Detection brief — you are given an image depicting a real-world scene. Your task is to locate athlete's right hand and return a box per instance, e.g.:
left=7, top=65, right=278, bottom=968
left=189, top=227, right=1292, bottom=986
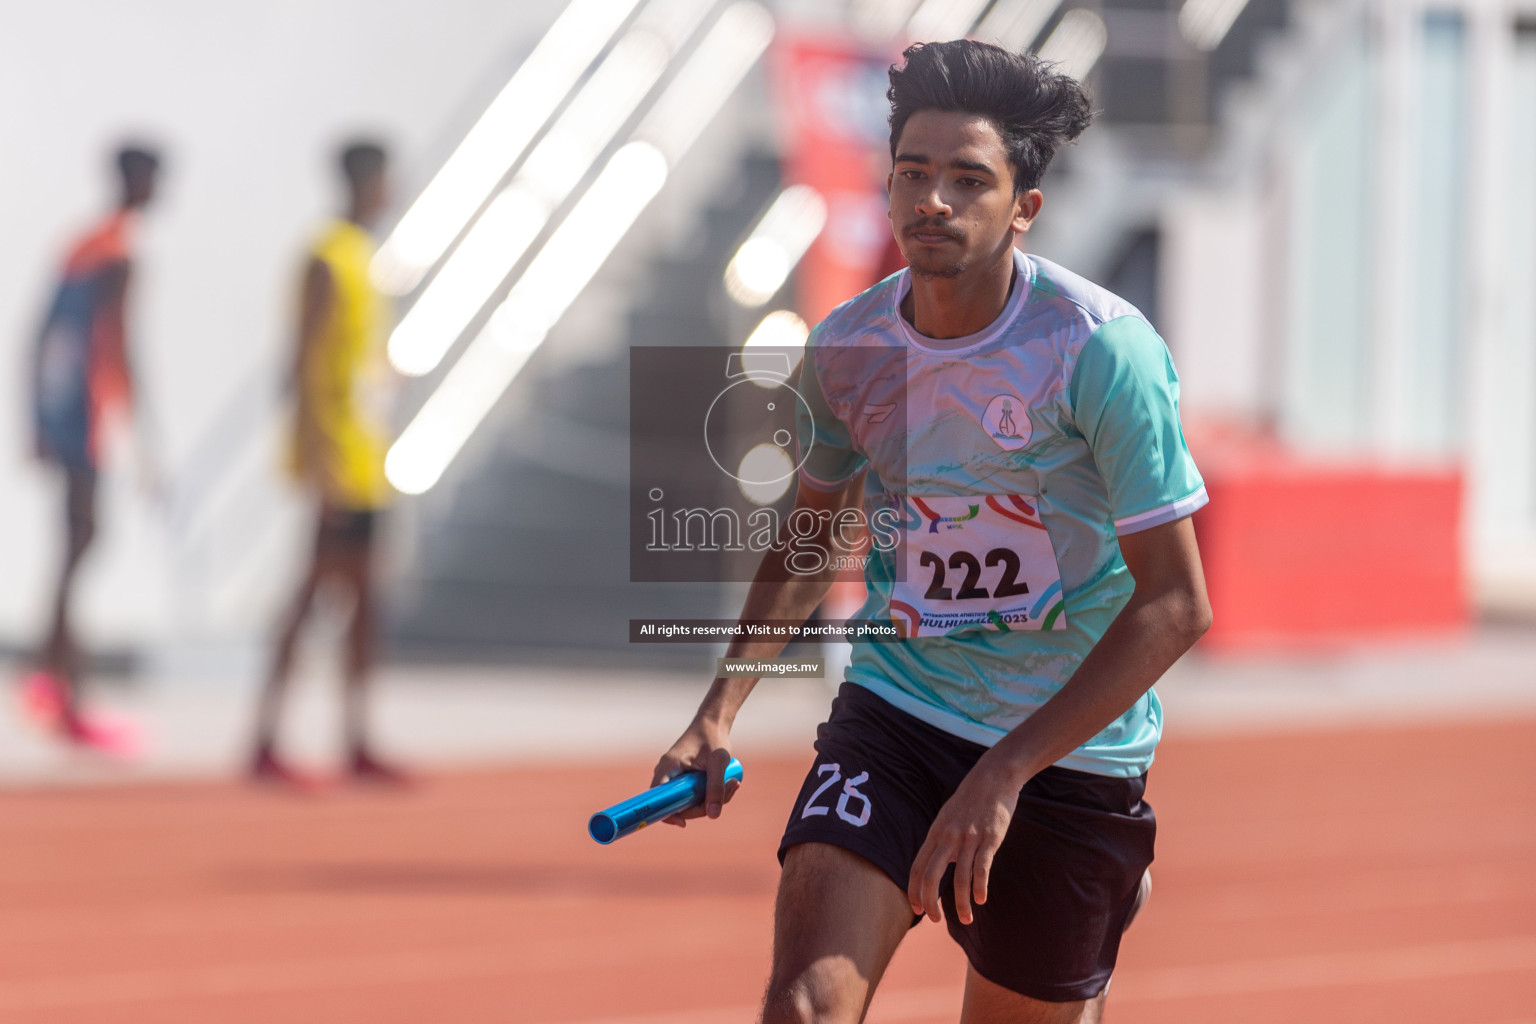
left=651, top=720, right=740, bottom=827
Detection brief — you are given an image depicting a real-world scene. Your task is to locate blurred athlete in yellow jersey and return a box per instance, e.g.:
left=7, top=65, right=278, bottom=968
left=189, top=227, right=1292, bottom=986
left=252, top=141, right=403, bottom=786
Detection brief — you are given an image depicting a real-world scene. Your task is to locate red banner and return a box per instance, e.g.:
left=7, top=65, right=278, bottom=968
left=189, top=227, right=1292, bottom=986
left=772, top=34, right=899, bottom=325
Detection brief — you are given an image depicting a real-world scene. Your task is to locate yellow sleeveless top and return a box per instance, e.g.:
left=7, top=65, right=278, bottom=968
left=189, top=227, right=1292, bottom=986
left=289, top=220, right=392, bottom=509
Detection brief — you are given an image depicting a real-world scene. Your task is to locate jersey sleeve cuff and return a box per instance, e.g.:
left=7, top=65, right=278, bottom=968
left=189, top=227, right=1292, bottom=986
left=1113, top=485, right=1209, bottom=536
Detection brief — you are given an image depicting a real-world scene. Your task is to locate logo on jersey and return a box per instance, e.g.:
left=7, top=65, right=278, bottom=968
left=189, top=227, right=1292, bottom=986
left=910, top=497, right=979, bottom=534
left=982, top=394, right=1030, bottom=451
left=862, top=402, right=896, bottom=423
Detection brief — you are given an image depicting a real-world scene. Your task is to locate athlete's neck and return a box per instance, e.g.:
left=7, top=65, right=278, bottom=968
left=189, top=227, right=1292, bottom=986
left=901, top=241, right=1018, bottom=340
left=344, top=203, right=376, bottom=230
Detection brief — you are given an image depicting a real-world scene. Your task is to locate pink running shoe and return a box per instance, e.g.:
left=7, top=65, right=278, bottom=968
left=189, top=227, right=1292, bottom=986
left=18, top=671, right=66, bottom=725
left=61, top=711, right=145, bottom=758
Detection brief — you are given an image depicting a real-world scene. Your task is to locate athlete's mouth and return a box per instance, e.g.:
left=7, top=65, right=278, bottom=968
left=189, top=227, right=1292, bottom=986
left=906, top=223, right=962, bottom=245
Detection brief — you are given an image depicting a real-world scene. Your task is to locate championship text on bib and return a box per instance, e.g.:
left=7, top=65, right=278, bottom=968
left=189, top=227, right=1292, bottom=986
left=889, top=494, right=1067, bottom=639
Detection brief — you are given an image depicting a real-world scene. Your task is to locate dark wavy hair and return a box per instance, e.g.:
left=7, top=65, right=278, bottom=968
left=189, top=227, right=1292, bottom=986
left=340, top=140, right=388, bottom=188
left=887, top=40, right=1092, bottom=193
left=115, top=145, right=160, bottom=184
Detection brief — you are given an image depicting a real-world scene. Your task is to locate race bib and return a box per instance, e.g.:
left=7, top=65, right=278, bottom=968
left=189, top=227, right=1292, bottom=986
left=888, top=494, right=1066, bottom=638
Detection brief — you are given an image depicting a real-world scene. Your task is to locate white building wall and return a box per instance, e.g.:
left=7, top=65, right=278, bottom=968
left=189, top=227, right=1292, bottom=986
left=1160, top=0, right=1536, bottom=608
left=1468, top=8, right=1536, bottom=600
left=1159, top=190, right=1268, bottom=422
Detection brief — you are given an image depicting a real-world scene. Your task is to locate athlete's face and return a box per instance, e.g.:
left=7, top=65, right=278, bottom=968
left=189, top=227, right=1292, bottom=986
left=124, top=169, right=158, bottom=210
left=353, top=169, right=390, bottom=227
left=887, top=111, right=1042, bottom=280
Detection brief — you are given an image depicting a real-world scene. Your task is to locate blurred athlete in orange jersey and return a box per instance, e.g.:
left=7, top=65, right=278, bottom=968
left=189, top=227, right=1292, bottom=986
left=251, top=141, right=405, bottom=787
left=23, top=144, right=162, bottom=754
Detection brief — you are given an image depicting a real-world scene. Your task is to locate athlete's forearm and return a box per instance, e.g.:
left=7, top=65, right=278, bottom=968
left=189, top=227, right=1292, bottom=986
left=99, top=262, right=134, bottom=404
left=693, top=545, right=843, bottom=730
left=691, top=476, right=867, bottom=730
left=986, top=517, right=1211, bottom=786
left=291, top=257, right=333, bottom=389
left=986, top=584, right=1209, bottom=786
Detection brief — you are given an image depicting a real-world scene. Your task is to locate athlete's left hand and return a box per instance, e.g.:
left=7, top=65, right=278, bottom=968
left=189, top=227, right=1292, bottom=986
left=908, top=754, right=1022, bottom=926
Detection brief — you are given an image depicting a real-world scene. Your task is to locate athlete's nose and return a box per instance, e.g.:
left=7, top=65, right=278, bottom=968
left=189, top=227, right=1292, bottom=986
left=915, top=184, right=951, bottom=218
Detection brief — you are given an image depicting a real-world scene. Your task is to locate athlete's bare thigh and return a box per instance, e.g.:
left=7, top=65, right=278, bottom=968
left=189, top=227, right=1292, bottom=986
left=762, top=842, right=914, bottom=1024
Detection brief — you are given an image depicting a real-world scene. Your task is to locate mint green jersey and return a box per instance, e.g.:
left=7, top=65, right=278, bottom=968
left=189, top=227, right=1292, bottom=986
left=796, top=250, right=1207, bottom=777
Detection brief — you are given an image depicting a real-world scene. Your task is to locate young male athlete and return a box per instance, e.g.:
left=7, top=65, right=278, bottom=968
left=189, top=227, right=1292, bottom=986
left=252, top=141, right=404, bottom=786
left=653, top=42, right=1212, bottom=1023
left=24, top=145, right=162, bottom=751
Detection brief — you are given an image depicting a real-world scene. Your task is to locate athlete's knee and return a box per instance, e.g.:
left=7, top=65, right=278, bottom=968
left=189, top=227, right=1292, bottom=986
left=761, top=959, right=867, bottom=1024
left=764, top=844, right=907, bottom=1024
left=348, top=584, right=376, bottom=634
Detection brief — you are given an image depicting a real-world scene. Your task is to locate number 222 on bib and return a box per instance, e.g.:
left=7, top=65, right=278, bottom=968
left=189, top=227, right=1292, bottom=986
left=889, top=495, right=1067, bottom=639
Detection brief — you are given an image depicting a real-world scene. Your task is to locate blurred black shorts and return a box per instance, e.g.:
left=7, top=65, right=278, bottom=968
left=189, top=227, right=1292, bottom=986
left=778, top=683, right=1155, bottom=1003
left=317, top=506, right=377, bottom=551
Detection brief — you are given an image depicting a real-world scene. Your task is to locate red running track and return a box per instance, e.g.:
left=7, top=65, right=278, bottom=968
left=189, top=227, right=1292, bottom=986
left=0, top=719, right=1532, bottom=1023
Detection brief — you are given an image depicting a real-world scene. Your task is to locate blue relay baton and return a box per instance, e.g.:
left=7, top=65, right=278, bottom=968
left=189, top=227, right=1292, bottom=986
left=588, top=758, right=745, bottom=844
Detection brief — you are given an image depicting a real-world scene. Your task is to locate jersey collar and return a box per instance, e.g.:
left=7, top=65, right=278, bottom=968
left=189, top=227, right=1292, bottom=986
left=892, top=248, right=1032, bottom=356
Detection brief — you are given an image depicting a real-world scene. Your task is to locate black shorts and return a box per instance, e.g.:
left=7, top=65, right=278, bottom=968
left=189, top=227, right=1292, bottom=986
left=316, top=507, right=377, bottom=551
left=778, top=683, right=1155, bottom=1003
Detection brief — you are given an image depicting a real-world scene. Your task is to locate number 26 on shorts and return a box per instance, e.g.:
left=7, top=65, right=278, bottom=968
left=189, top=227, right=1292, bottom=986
left=800, top=762, right=872, bottom=827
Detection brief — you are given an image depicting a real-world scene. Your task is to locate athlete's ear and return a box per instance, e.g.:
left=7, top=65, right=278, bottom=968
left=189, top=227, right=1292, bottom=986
left=1013, top=188, right=1043, bottom=234
left=886, top=172, right=894, bottom=213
